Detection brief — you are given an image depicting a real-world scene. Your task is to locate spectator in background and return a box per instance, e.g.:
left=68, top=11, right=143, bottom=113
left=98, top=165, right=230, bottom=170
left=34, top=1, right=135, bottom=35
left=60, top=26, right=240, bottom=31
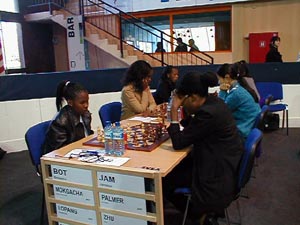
left=43, top=81, right=93, bottom=154
left=175, top=38, right=187, bottom=52
left=121, top=60, right=157, bottom=120
left=154, top=65, right=179, bottom=104
left=155, top=42, right=166, bottom=53
left=265, top=36, right=283, bottom=62
left=188, top=39, right=199, bottom=52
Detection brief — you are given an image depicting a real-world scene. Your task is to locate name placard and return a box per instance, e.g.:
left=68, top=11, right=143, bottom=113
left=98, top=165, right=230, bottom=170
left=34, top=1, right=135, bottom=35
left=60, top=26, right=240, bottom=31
left=53, top=184, right=94, bottom=205
left=51, top=165, right=92, bottom=186
left=101, top=213, right=147, bottom=225
left=97, top=172, right=145, bottom=193
left=56, top=203, right=97, bottom=225
left=99, top=193, right=146, bottom=214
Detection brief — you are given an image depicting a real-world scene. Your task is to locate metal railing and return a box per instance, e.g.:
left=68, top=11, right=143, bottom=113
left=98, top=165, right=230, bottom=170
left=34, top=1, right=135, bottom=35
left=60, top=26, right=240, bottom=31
left=27, top=0, right=67, bottom=14
left=27, top=0, right=214, bottom=66
left=82, top=0, right=213, bottom=66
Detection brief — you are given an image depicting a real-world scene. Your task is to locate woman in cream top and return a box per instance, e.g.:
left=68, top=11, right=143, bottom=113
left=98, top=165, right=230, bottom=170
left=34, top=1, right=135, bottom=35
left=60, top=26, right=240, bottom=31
left=121, top=60, right=157, bottom=120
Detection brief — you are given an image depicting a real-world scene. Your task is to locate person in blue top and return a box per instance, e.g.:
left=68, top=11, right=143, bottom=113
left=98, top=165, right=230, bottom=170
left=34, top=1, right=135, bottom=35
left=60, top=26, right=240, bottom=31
left=217, top=62, right=261, bottom=140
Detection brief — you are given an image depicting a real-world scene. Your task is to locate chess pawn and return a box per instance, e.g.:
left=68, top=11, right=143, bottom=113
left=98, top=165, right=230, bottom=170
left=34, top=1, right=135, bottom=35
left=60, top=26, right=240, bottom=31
left=97, top=126, right=101, bottom=141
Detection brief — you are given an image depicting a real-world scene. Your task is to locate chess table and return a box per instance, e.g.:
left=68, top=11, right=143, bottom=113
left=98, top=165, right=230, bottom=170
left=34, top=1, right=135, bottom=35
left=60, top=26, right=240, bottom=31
left=40, top=116, right=190, bottom=225
left=83, top=122, right=169, bottom=152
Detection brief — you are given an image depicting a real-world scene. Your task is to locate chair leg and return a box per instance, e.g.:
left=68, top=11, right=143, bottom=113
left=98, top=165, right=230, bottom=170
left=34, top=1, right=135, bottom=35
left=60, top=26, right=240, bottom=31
left=239, top=187, right=249, bottom=199
left=251, top=164, right=256, bottom=178
left=286, top=109, right=289, bottom=136
left=40, top=189, right=45, bottom=225
left=182, top=194, right=191, bottom=225
left=236, top=199, right=242, bottom=225
left=282, top=110, right=285, bottom=129
left=224, top=208, right=231, bottom=225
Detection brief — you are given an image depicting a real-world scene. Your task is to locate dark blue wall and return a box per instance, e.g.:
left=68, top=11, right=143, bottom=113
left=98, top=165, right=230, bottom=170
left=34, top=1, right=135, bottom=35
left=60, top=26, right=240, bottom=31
left=1, top=62, right=300, bottom=101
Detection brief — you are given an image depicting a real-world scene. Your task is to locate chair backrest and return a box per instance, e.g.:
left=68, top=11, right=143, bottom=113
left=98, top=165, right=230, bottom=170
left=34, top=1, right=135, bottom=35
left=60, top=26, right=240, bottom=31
left=238, top=128, right=263, bottom=189
left=25, top=120, right=51, bottom=169
left=255, top=82, right=283, bottom=102
left=98, top=102, right=122, bottom=128
left=253, top=105, right=269, bottom=130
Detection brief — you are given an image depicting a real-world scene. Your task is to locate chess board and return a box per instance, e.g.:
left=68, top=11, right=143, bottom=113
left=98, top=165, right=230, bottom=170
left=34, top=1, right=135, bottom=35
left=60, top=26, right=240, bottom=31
left=83, top=122, right=169, bottom=152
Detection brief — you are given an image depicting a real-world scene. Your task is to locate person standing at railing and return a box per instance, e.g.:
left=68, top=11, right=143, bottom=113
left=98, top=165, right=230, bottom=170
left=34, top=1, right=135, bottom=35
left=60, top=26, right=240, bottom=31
left=188, top=39, right=199, bottom=52
left=175, top=38, right=188, bottom=52
left=155, top=42, right=166, bottom=53
left=121, top=60, right=157, bottom=120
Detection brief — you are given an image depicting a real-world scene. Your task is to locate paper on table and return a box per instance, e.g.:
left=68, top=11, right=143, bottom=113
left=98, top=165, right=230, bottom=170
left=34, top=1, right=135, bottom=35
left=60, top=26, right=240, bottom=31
left=128, top=116, right=158, bottom=123
left=95, top=156, right=130, bottom=166
left=64, top=149, right=130, bottom=167
left=64, top=149, right=106, bottom=158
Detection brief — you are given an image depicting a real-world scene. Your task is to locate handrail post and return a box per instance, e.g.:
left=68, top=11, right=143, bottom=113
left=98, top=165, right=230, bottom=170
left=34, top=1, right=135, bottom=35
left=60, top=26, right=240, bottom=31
left=49, top=0, right=52, bottom=15
left=160, top=33, right=164, bottom=66
left=119, top=12, right=124, bottom=58
left=80, top=0, right=86, bottom=36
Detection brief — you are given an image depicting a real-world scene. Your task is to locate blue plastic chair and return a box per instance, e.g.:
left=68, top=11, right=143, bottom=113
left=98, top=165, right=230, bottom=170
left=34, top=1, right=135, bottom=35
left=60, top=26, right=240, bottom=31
left=253, top=105, right=268, bottom=159
left=25, top=120, right=51, bottom=173
left=98, top=102, right=122, bottom=128
left=256, top=82, right=288, bottom=135
left=25, top=120, right=51, bottom=225
left=174, top=128, right=263, bottom=225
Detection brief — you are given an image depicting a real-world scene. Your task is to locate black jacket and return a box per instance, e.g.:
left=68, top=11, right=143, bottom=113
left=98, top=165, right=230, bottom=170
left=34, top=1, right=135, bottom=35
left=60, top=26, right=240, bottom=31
left=154, top=79, right=176, bottom=105
left=167, top=96, right=243, bottom=208
left=265, top=45, right=283, bottom=62
left=43, top=105, right=93, bottom=154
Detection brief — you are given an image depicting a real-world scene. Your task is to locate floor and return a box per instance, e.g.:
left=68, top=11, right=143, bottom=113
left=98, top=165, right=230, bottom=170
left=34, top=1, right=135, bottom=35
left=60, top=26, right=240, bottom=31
left=0, top=128, right=300, bottom=225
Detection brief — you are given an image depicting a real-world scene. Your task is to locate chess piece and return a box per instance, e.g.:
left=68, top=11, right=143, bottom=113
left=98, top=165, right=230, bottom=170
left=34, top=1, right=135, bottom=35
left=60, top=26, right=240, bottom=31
left=142, top=133, right=148, bottom=147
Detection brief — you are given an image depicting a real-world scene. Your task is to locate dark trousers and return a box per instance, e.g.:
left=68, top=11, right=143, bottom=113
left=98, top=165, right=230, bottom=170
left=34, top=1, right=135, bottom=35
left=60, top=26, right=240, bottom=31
left=163, top=154, right=224, bottom=223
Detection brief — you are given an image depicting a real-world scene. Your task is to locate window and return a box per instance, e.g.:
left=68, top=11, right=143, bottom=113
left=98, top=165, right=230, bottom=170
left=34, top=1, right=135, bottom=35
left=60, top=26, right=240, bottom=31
left=0, top=0, right=25, bottom=72
left=173, top=11, right=231, bottom=51
left=0, top=22, right=24, bottom=70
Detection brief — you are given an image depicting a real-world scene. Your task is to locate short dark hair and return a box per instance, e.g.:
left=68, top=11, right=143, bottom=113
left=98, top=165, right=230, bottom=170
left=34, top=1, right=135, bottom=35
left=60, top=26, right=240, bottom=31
left=176, top=71, right=218, bottom=97
left=270, top=36, right=280, bottom=44
left=161, top=65, right=178, bottom=81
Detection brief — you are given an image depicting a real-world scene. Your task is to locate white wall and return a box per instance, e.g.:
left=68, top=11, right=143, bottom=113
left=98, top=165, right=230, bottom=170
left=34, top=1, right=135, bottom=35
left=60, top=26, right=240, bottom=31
left=1, top=86, right=299, bottom=153
left=0, top=92, right=122, bottom=153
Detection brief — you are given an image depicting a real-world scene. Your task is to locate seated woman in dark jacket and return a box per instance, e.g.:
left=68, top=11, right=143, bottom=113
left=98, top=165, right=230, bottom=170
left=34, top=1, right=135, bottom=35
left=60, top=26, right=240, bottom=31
left=154, top=65, right=179, bottom=105
left=43, top=81, right=93, bottom=154
left=164, top=72, right=243, bottom=225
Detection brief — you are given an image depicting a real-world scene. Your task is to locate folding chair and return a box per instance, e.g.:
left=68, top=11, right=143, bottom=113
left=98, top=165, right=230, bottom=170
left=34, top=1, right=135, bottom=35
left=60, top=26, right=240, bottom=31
left=98, top=102, right=122, bottom=128
left=25, top=120, right=51, bottom=225
left=256, top=82, right=288, bottom=135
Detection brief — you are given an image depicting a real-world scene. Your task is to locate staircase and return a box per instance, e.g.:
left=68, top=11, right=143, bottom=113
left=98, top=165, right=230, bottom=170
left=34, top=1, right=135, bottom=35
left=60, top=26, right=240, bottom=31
left=24, top=0, right=214, bottom=68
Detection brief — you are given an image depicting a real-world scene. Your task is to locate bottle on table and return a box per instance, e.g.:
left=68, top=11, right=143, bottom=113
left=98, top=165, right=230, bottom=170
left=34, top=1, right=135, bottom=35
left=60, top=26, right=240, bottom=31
left=167, top=96, right=173, bottom=122
left=104, top=121, right=113, bottom=155
left=113, top=121, right=125, bottom=156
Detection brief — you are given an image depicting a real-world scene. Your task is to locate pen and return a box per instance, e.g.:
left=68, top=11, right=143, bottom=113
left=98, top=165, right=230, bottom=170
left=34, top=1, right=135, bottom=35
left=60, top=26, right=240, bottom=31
left=81, top=150, right=101, bottom=155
